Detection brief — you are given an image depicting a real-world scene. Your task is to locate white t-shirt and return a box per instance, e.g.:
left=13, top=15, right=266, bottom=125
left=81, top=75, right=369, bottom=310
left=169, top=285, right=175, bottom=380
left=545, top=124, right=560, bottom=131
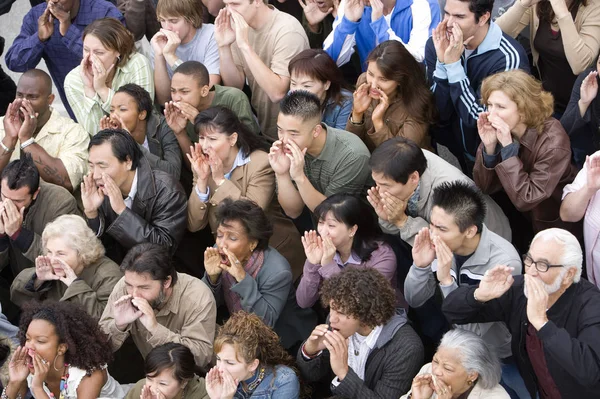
left=150, top=24, right=220, bottom=78
left=28, top=366, right=127, bottom=399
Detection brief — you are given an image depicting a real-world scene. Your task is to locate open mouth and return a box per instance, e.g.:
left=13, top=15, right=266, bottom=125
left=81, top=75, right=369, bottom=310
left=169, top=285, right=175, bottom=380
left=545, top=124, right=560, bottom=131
left=219, top=252, right=230, bottom=266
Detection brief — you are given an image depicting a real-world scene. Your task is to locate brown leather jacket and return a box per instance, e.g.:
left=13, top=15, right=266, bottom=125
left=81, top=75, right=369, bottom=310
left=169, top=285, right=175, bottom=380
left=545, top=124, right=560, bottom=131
left=473, top=118, right=578, bottom=233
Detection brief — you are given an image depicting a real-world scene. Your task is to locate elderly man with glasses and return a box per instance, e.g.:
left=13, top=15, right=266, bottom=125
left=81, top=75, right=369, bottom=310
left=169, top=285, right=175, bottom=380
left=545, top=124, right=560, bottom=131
left=443, top=228, right=600, bottom=398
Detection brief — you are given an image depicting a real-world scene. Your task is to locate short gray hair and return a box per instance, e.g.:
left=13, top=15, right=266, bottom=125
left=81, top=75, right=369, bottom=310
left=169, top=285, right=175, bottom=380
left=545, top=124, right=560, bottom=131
left=531, top=228, right=583, bottom=282
left=42, top=215, right=105, bottom=266
left=438, top=329, right=502, bottom=389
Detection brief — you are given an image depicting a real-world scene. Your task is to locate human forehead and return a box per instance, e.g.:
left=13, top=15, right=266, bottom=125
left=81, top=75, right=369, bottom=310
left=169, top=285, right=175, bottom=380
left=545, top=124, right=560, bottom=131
left=528, top=237, right=564, bottom=265
left=430, top=206, right=458, bottom=229
left=444, top=0, right=474, bottom=17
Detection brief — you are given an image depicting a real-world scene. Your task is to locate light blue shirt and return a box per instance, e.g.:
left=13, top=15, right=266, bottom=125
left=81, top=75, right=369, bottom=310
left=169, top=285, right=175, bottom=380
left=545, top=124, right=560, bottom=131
left=195, top=149, right=251, bottom=202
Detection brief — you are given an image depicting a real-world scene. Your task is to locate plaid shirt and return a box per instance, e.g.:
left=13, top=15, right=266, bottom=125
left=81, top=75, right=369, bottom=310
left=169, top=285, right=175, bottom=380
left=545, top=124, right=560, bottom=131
left=5, top=0, right=124, bottom=119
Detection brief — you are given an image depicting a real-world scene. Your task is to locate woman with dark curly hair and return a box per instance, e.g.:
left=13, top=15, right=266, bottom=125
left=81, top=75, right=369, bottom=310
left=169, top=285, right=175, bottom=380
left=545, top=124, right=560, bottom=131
left=201, top=199, right=316, bottom=350
left=206, top=311, right=305, bottom=399
left=296, top=194, right=401, bottom=309
left=297, top=267, right=424, bottom=399
left=125, top=343, right=208, bottom=399
left=3, top=301, right=125, bottom=399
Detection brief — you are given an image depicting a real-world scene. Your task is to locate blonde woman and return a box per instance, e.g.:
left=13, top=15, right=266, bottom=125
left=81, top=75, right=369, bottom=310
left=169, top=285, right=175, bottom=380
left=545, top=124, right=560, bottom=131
left=10, top=215, right=123, bottom=318
left=473, top=70, right=579, bottom=249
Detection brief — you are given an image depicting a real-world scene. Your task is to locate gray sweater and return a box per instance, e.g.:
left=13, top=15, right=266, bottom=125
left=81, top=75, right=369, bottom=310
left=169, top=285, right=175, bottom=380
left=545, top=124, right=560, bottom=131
left=297, top=314, right=424, bottom=399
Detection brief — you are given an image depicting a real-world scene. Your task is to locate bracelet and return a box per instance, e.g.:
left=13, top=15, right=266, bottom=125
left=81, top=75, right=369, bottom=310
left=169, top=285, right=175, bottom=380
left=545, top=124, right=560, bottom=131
left=349, top=115, right=364, bottom=126
left=0, top=141, right=14, bottom=154
left=1, top=387, right=22, bottom=399
left=20, top=138, right=35, bottom=150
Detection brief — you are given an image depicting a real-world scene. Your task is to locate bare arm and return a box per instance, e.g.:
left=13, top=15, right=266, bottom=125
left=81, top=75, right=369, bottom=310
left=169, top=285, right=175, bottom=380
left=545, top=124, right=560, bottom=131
left=276, top=173, right=306, bottom=219
left=295, top=175, right=327, bottom=212
left=237, top=45, right=290, bottom=103
left=218, top=45, right=245, bottom=89
left=24, top=144, right=73, bottom=191
left=154, top=55, right=172, bottom=104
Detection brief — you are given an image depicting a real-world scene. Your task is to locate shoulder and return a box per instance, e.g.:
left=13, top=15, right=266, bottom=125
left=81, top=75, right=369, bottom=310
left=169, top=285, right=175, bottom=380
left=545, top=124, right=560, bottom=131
left=124, top=52, right=151, bottom=70
left=262, top=247, right=292, bottom=272
left=64, top=67, right=83, bottom=87
left=270, top=8, right=306, bottom=35
left=152, top=168, right=186, bottom=194
left=177, top=273, right=215, bottom=301
left=486, top=229, right=520, bottom=260
left=328, top=127, right=371, bottom=158
left=198, top=23, right=216, bottom=37
left=538, top=118, right=571, bottom=148
left=272, top=365, right=299, bottom=383
left=247, top=150, right=270, bottom=170
left=38, top=182, right=77, bottom=208
left=471, top=383, right=511, bottom=399
left=91, top=257, right=123, bottom=278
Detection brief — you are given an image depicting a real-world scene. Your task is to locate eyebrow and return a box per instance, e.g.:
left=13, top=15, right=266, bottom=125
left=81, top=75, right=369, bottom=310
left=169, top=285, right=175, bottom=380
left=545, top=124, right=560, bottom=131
left=276, top=125, right=300, bottom=133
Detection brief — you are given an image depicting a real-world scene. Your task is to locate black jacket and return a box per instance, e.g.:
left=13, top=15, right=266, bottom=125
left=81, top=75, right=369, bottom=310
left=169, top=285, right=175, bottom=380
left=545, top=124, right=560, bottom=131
left=296, top=314, right=424, bottom=399
left=87, top=156, right=187, bottom=263
left=443, top=276, right=600, bottom=398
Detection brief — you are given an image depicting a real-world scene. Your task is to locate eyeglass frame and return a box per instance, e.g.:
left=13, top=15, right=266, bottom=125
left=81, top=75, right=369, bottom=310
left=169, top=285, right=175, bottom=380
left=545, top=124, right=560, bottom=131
left=522, top=253, right=564, bottom=273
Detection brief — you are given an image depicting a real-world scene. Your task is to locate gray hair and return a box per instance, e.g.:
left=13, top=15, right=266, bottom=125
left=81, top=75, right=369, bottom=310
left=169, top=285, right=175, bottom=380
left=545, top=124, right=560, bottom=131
left=42, top=215, right=105, bottom=266
left=438, top=329, right=502, bottom=389
left=531, top=228, right=583, bottom=282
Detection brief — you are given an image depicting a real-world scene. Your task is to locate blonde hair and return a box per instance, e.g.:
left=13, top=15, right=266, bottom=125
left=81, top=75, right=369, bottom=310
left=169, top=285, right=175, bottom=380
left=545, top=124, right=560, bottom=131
left=41, top=215, right=105, bottom=266
left=481, top=70, right=554, bottom=133
left=156, top=0, right=203, bottom=29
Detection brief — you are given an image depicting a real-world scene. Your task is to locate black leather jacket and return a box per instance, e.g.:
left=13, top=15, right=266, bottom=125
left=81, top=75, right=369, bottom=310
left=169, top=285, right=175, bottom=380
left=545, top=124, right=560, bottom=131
left=87, top=156, right=187, bottom=263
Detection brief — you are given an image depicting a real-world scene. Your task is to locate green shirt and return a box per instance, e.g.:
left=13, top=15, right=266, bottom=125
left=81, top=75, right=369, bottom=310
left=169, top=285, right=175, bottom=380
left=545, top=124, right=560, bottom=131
left=304, top=124, right=372, bottom=197
left=211, top=84, right=261, bottom=136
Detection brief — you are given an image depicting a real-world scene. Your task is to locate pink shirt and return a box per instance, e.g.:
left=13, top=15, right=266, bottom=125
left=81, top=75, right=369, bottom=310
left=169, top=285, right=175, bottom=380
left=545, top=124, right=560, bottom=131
left=562, top=155, right=600, bottom=286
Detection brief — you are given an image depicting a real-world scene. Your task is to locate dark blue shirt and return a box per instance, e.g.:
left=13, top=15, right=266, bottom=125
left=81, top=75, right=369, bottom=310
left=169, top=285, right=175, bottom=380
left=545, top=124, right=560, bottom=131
left=5, top=0, right=124, bottom=119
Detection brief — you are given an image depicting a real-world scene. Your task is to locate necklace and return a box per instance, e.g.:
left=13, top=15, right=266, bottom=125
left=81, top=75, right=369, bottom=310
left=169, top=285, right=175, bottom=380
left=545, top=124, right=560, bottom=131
left=351, top=335, right=360, bottom=356
left=244, top=367, right=266, bottom=393
left=44, top=363, right=70, bottom=399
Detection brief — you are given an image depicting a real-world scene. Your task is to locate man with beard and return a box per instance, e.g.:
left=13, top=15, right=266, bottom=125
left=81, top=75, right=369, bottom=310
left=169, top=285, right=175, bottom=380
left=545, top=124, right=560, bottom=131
left=99, top=243, right=217, bottom=369
left=443, top=228, right=600, bottom=398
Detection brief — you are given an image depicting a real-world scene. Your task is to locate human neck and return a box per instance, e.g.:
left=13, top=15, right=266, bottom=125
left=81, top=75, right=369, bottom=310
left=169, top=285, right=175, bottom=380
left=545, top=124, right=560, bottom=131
left=120, top=170, right=136, bottom=196
left=181, top=28, right=196, bottom=45
left=467, top=24, right=490, bottom=50
left=382, top=0, right=395, bottom=15
left=222, top=147, right=239, bottom=175
left=35, top=108, right=52, bottom=136
left=248, top=5, right=272, bottom=30
left=337, top=240, right=353, bottom=263
left=47, top=359, right=68, bottom=382
left=70, top=0, right=80, bottom=20
left=356, top=324, right=374, bottom=336
left=455, top=234, right=481, bottom=257
left=131, top=120, right=147, bottom=145
left=547, top=284, right=570, bottom=309
left=198, top=92, right=215, bottom=111
left=306, top=127, right=327, bottom=157
left=512, top=123, right=528, bottom=139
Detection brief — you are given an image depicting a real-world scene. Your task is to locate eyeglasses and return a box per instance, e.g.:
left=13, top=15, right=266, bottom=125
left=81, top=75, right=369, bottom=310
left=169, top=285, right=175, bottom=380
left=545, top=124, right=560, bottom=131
left=522, top=253, right=564, bottom=273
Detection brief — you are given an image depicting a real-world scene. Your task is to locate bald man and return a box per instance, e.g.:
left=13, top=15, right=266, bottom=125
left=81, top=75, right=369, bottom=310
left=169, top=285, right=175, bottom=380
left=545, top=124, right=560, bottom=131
left=0, top=69, right=89, bottom=192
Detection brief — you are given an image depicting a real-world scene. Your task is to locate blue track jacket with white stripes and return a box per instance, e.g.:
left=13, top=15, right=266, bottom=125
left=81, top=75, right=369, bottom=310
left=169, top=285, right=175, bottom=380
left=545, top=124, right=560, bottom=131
left=425, top=22, right=530, bottom=162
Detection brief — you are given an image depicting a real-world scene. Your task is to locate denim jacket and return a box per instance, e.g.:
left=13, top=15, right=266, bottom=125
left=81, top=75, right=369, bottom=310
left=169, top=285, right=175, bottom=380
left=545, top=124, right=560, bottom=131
left=235, top=365, right=300, bottom=399
left=322, top=89, right=353, bottom=130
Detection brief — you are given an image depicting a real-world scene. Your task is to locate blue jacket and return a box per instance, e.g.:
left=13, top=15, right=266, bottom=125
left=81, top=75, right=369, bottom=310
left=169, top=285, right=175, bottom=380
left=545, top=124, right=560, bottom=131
left=324, top=0, right=440, bottom=68
left=235, top=365, right=300, bottom=399
left=425, top=22, right=529, bottom=163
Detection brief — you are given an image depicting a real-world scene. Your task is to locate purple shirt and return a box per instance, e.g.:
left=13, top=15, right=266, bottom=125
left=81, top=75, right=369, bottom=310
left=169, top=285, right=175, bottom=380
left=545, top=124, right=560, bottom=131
left=296, top=242, right=401, bottom=308
left=5, top=0, right=124, bottom=119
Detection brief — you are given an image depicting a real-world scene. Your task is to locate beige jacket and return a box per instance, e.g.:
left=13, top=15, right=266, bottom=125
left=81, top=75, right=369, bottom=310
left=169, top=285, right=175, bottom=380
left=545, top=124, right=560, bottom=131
left=496, top=0, right=600, bottom=74
left=99, top=273, right=217, bottom=369
left=400, top=363, right=510, bottom=399
left=187, top=150, right=305, bottom=281
left=10, top=256, right=123, bottom=319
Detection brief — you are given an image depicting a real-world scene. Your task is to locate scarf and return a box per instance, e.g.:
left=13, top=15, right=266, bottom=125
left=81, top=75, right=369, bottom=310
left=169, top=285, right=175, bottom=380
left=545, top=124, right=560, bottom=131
left=222, top=250, right=265, bottom=313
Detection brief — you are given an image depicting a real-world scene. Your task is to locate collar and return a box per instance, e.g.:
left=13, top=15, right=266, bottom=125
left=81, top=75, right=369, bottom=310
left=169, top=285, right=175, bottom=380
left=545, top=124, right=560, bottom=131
left=224, top=149, right=251, bottom=179
left=460, top=225, right=491, bottom=267
left=389, top=0, right=413, bottom=16
left=353, top=324, right=383, bottom=350
left=133, top=157, right=157, bottom=202
left=473, top=22, right=503, bottom=56
left=518, top=125, right=542, bottom=151
left=308, top=124, right=335, bottom=161
left=333, top=251, right=361, bottom=267
left=406, top=181, right=421, bottom=218
left=155, top=273, right=182, bottom=316
left=35, top=108, right=63, bottom=140
left=125, top=169, right=139, bottom=203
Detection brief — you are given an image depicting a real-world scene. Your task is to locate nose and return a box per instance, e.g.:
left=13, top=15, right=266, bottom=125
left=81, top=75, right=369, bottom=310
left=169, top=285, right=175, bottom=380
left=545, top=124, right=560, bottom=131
left=171, top=92, right=182, bottom=102
left=527, top=265, right=539, bottom=277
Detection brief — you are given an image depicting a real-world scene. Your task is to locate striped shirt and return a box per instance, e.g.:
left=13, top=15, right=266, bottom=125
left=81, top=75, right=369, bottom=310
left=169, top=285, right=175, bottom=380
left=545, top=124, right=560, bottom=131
left=64, top=52, right=155, bottom=136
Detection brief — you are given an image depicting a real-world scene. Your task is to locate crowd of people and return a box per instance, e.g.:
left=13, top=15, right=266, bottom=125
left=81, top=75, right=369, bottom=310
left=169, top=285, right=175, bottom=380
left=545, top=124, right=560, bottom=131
left=0, top=0, right=599, bottom=397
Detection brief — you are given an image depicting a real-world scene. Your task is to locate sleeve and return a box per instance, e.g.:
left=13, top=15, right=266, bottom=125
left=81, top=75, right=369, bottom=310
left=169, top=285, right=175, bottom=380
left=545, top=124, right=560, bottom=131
left=442, top=284, right=514, bottom=326
left=9, top=269, right=41, bottom=306
left=55, top=123, right=90, bottom=188
left=98, top=279, right=131, bottom=352
left=59, top=268, right=123, bottom=319
left=369, top=0, right=432, bottom=62
left=562, top=162, right=588, bottom=199
left=230, top=265, right=293, bottom=328
left=323, top=7, right=359, bottom=66
left=60, top=21, right=85, bottom=58
left=296, top=343, right=332, bottom=382
left=495, top=1, right=532, bottom=38
left=203, top=27, right=221, bottom=75
left=64, top=68, right=107, bottom=136
left=473, top=143, right=503, bottom=195
left=444, top=60, right=486, bottom=132
left=226, top=91, right=261, bottom=135
left=201, top=273, right=224, bottom=307
left=269, top=30, right=308, bottom=78
left=146, top=285, right=217, bottom=368
left=403, top=264, right=437, bottom=307
left=536, top=303, right=600, bottom=387
left=493, top=134, right=573, bottom=212
left=380, top=216, right=429, bottom=247
left=324, top=153, right=371, bottom=197
left=141, top=122, right=182, bottom=179
left=5, top=9, right=47, bottom=72
left=561, top=71, right=593, bottom=135
left=295, top=260, right=323, bottom=308
left=367, top=245, right=398, bottom=282
left=559, top=3, right=600, bottom=75
left=369, top=116, right=430, bottom=149
left=187, top=184, right=210, bottom=233
left=106, top=185, right=187, bottom=252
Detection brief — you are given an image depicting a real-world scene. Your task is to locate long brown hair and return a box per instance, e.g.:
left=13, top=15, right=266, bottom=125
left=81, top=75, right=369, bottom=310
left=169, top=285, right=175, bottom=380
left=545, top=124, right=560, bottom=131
left=83, top=18, right=135, bottom=68
left=365, top=40, right=436, bottom=124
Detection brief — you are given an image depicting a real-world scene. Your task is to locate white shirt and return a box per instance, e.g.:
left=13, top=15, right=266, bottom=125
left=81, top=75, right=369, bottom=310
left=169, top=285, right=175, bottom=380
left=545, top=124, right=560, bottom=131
left=332, top=325, right=383, bottom=385
left=124, top=169, right=139, bottom=209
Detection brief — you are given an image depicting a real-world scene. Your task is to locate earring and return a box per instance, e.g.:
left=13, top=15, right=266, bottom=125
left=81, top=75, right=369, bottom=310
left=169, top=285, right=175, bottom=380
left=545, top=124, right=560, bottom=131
left=467, top=380, right=473, bottom=385
left=52, top=354, right=62, bottom=371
